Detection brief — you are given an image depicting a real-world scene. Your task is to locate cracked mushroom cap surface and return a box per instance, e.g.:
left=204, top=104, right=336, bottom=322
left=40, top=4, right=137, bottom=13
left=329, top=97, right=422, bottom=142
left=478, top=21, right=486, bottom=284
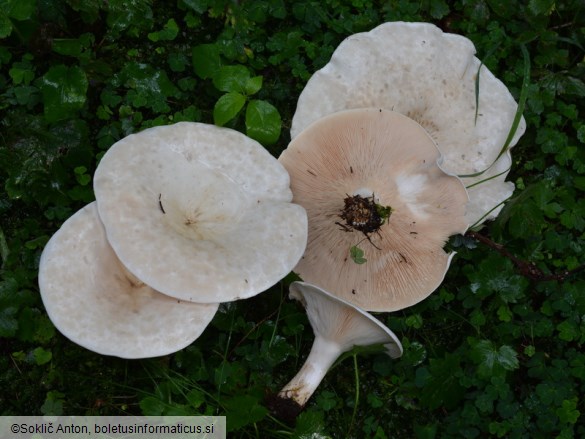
left=290, top=21, right=526, bottom=225
left=290, top=281, right=403, bottom=358
left=93, top=122, right=307, bottom=304
left=279, top=108, right=468, bottom=312
left=38, top=202, right=219, bottom=359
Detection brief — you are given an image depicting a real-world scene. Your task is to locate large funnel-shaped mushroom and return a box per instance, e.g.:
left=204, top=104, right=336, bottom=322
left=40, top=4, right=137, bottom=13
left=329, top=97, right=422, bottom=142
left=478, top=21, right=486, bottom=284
left=290, top=21, right=526, bottom=225
left=276, top=281, right=402, bottom=409
left=38, top=202, right=219, bottom=359
left=279, top=108, right=468, bottom=312
left=94, top=122, right=307, bottom=304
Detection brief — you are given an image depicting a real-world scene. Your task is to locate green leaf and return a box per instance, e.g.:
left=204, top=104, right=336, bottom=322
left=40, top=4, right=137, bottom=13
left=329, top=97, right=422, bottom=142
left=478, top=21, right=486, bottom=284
left=0, top=14, right=13, bottom=39
left=41, top=391, right=64, bottom=416
left=245, top=99, right=281, bottom=144
left=294, top=410, right=326, bottom=437
left=192, top=44, right=221, bottom=79
left=316, top=390, right=337, bottom=411
left=557, top=320, right=579, bottom=342
left=182, top=0, right=209, bottom=14
left=405, top=314, right=423, bottom=329
left=429, top=0, right=450, bottom=19
left=4, top=0, right=36, bottom=20
left=106, top=0, right=153, bottom=34
left=528, top=0, right=556, bottom=15
left=223, top=395, right=268, bottom=431
left=116, top=62, right=179, bottom=113
left=52, top=38, right=83, bottom=57
left=245, top=76, right=263, bottom=95
left=139, top=396, right=166, bottom=415
left=497, top=304, right=513, bottom=322
left=213, top=92, right=246, bottom=126
left=349, top=245, right=367, bottom=264
left=470, top=339, right=519, bottom=377
left=40, top=65, right=88, bottom=123
left=556, top=398, right=580, bottom=425
left=415, top=354, right=465, bottom=410
left=213, top=65, right=251, bottom=93
left=32, top=347, right=52, bottom=365
left=148, top=18, right=179, bottom=42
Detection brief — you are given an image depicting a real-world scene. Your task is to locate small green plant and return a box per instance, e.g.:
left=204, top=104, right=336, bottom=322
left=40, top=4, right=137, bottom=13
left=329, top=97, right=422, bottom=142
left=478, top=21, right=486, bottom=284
left=192, top=44, right=281, bottom=145
left=350, top=245, right=367, bottom=264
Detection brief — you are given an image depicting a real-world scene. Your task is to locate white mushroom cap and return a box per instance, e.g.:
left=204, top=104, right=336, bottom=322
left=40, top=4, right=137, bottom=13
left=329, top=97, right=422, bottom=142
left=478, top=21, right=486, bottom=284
left=38, top=202, right=219, bottom=359
left=277, top=281, right=402, bottom=407
left=279, top=108, right=468, bottom=312
left=93, top=122, right=307, bottom=304
left=290, top=21, right=526, bottom=225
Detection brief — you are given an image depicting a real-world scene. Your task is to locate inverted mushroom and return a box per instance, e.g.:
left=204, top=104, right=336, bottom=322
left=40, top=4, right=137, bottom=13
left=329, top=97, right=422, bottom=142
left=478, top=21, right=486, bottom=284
left=290, top=21, right=526, bottom=226
left=274, top=281, right=402, bottom=413
left=38, top=202, right=219, bottom=359
left=279, top=108, right=468, bottom=312
left=93, top=122, right=307, bottom=304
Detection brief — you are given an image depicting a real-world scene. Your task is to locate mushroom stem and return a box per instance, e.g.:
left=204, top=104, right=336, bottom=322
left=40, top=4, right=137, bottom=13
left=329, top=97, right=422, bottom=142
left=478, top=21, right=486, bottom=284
left=277, top=335, right=342, bottom=407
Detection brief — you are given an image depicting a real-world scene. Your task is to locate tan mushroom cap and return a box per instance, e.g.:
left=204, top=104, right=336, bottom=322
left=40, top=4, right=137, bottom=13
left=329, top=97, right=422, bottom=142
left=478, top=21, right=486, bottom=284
left=279, top=108, right=468, bottom=312
left=38, top=202, right=219, bottom=359
left=291, top=21, right=526, bottom=225
left=93, top=122, right=307, bottom=304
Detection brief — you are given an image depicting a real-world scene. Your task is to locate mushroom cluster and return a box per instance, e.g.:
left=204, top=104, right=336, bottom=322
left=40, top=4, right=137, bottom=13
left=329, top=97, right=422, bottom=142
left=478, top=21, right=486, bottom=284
left=39, top=122, right=308, bottom=358
left=38, top=20, right=525, bottom=422
left=272, top=21, right=525, bottom=411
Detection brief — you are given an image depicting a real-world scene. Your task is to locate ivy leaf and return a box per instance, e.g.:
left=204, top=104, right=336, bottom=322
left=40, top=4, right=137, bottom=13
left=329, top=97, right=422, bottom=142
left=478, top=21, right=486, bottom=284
left=213, top=92, right=246, bottom=126
left=245, top=100, right=281, bottom=144
left=39, top=65, right=88, bottom=123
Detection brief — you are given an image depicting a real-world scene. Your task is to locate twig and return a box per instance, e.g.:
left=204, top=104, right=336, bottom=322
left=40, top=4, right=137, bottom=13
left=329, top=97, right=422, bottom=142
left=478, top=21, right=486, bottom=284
left=465, top=231, right=585, bottom=282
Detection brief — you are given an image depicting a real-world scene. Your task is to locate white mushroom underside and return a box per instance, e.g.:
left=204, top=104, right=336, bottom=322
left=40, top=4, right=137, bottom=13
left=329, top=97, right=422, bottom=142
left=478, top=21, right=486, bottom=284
left=291, top=21, right=526, bottom=225
left=94, top=122, right=307, bottom=304
left=38, top=202, right=219, bottom=359
left=278, top=282, right=402, bottom=406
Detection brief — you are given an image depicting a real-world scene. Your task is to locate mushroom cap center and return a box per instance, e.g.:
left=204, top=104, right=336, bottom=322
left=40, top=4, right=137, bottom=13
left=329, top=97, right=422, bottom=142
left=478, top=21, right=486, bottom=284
left=339, top=194, right=391, bottom=235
